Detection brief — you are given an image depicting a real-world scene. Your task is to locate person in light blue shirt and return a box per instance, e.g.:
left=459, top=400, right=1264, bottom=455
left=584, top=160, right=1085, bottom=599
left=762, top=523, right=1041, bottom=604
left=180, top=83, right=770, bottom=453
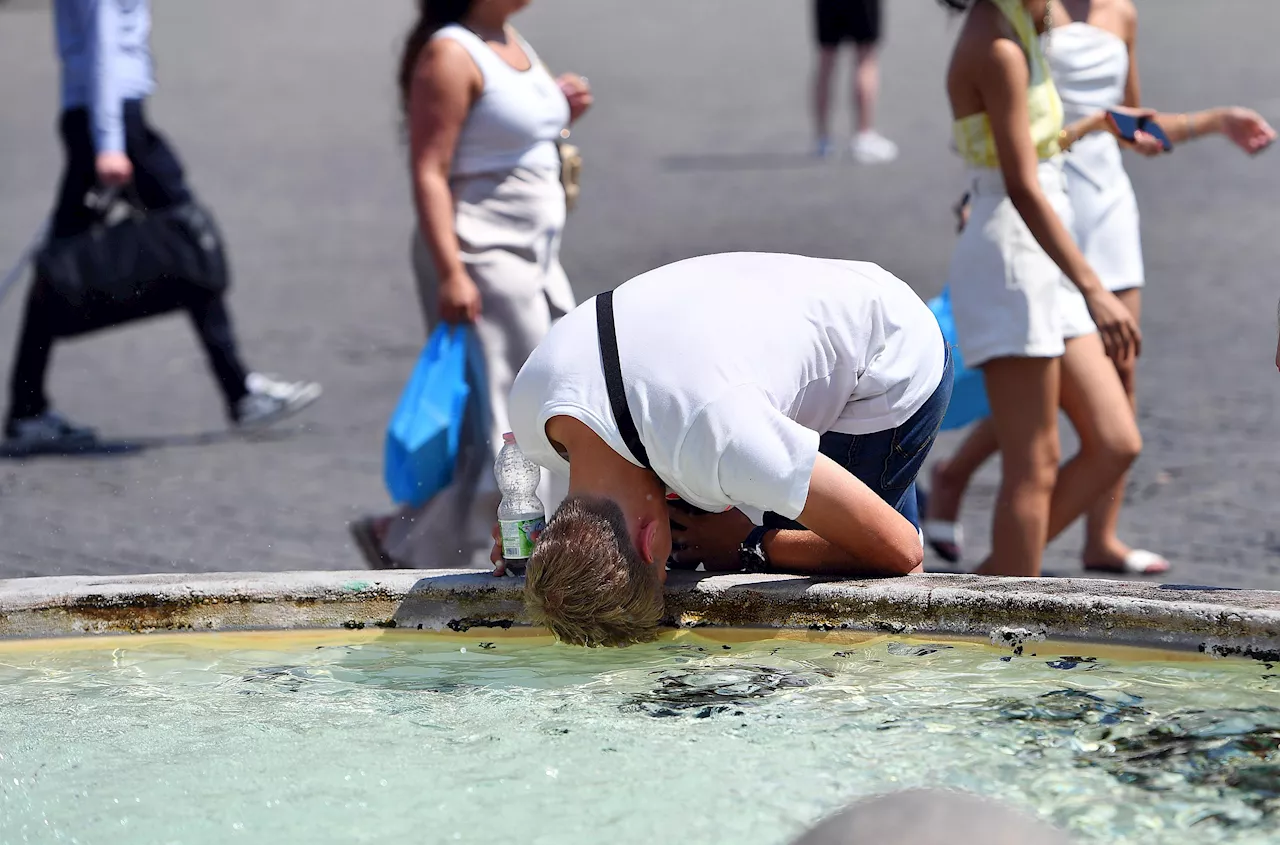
left=3, top=0, right=321, bottom=454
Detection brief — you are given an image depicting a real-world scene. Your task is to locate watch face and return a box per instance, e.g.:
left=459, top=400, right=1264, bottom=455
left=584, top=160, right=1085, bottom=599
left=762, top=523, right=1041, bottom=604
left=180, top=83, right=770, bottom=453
left=740, top=545, right=768, bottom=573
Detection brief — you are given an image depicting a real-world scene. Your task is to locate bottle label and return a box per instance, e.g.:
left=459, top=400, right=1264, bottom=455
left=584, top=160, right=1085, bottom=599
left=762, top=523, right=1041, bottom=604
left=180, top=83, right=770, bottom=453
left=500, top=516, right=545, bottom=560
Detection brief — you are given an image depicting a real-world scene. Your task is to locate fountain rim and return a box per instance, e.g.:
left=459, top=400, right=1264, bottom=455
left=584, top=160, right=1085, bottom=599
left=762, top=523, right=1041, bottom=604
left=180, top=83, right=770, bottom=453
left=0, top=570, right=1276, bottom=659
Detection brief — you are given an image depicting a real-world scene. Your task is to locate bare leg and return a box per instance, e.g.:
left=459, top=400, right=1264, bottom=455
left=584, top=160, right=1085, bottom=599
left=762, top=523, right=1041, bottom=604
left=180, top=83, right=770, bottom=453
left=813, top=47, right=839, bottom=148
left=1046, top=332, right=1142, bottom=544
left=926, top=416, right=998, bottom=524
left=852, top=43, right=880, bottom=134
left=976, top=357, right=1061, bottom=577
left=1081, top=288, right=1143, bottom=569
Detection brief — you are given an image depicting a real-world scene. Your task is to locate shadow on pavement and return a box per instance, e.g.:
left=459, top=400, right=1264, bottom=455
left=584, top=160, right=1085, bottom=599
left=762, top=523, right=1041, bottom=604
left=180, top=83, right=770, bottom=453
left=0, top=427, right=297, bottom=461
left=660, top=150, right=828, bottom=173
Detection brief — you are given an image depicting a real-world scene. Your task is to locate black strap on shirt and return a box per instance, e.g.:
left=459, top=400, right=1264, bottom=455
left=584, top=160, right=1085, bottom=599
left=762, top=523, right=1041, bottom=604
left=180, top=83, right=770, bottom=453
left=595, top=290, right=652, bottom=470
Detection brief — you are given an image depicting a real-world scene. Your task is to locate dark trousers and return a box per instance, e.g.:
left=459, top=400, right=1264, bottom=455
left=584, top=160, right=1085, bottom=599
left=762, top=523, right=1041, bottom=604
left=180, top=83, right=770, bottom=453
left=6, top=100, right=249, bottom=424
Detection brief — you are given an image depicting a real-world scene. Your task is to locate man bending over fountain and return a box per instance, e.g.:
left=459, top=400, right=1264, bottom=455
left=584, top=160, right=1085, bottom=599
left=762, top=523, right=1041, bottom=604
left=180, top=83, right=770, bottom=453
left=504, top=252, right=952, bottom=646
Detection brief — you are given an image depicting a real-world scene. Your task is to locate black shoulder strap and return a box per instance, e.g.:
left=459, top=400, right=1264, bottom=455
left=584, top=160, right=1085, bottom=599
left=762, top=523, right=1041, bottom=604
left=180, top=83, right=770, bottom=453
left=595, top=291, right=652, bottom=470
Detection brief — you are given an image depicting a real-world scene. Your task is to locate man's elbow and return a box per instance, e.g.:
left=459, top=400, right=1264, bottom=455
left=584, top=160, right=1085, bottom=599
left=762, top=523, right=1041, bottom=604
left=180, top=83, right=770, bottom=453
left=881, top=539, right=924, bottom=576
left=875, top=532, right=926, bottom=578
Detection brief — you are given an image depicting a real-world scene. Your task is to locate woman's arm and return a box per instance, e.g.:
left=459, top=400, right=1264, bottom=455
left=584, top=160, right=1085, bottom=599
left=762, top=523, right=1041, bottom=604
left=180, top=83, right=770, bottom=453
left=1122, top=3, right=1274, bottom=154
left=1148, top=107, right=1276, bottom=154
left=978, top=36, right=1140, bottom=361
left=1122, top=0, right=1142, bottom=108
left=406, top=38, right=484, bottom=324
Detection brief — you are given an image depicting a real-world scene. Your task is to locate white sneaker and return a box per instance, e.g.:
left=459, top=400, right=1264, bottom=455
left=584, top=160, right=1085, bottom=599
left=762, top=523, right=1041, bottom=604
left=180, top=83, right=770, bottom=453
left=234, top=373, right=322, bottom=431
left=851, top=131, right=899, bottom=164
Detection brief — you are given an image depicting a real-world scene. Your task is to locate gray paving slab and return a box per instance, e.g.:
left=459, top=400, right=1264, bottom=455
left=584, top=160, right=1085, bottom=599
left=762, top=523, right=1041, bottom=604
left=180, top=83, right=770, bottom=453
left=0, top=1, right=1277, bottom=585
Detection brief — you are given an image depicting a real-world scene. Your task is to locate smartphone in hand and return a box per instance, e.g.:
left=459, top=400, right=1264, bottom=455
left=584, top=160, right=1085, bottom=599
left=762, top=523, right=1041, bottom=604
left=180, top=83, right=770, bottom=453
left=1108, top=110, right=1173, bottom=151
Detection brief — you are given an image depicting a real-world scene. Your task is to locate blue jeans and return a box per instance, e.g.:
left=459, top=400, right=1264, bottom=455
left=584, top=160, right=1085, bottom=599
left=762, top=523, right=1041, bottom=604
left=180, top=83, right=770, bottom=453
left=764, top=343, right=953, bottom=532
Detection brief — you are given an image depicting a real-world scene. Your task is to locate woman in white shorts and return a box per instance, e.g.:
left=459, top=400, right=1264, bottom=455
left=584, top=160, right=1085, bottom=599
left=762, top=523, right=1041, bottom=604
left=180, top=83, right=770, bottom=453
left=942, top=0, right=1145, bottom=578
left=926, top=0, right=1275, bottom=575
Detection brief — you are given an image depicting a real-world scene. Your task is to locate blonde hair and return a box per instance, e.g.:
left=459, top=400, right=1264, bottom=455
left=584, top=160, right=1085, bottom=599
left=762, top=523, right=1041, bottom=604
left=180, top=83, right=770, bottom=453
left=524, top=495, right=665, bottom=647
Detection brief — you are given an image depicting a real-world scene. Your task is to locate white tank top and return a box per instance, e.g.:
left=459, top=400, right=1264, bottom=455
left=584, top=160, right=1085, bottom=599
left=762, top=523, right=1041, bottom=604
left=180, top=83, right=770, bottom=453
left=433, top=24, right=569, bottom=178
left=1044, top=22, right=1130, bottom=193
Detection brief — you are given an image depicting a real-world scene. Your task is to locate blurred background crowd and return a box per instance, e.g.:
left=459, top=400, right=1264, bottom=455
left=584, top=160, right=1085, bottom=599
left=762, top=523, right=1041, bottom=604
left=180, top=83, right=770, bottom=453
left=0, top=0, right=1277, bottom=587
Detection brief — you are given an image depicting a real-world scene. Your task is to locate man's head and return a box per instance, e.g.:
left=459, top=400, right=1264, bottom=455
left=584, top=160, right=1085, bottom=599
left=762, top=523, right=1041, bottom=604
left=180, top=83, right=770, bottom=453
left=524, top=495, right=667, bottom=647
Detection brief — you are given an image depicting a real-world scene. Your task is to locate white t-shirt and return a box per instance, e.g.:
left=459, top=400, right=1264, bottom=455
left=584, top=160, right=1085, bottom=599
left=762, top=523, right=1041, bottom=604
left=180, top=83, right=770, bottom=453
left=508, top=253, right=946, bottom=520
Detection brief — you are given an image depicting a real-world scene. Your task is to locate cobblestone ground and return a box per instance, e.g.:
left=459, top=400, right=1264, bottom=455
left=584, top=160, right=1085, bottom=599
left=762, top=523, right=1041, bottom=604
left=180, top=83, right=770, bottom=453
left=0, top=1, right=1276, bottom=586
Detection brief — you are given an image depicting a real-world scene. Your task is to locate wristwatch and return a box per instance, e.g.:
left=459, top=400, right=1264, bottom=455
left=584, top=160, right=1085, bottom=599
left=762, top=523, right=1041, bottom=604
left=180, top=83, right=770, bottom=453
left=739, top=525, right=773, bottom=573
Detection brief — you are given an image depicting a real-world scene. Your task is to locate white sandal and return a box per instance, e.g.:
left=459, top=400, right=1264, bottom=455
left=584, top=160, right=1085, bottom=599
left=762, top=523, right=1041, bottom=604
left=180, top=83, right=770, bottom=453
left=1083, top=549, right=1171, bottom=575
left=923, top=520, right=965, bottom=564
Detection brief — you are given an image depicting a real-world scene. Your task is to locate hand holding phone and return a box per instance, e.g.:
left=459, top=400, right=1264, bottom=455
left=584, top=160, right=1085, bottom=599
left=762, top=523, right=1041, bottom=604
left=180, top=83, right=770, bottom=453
left=1107, top=110, right=1172, bottom=153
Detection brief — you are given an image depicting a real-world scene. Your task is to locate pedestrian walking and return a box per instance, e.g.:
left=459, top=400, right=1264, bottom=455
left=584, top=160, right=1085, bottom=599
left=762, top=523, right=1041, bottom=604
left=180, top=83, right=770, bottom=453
left=940, top=0, right=1156, bottom=577
left=349, top=0, right=591, bottom=570
left=812, top=0, right=898, bottom=162
left=925, top=0, right=1275, bottom=575
left=4, top=0, right=320, bottom=456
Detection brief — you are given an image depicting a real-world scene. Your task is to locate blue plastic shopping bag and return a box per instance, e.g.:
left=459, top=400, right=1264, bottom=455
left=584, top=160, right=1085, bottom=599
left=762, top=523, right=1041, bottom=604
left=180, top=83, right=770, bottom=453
left=928, top=287, right=991, bottom=431
left=384, top=325, right=474, bottom=507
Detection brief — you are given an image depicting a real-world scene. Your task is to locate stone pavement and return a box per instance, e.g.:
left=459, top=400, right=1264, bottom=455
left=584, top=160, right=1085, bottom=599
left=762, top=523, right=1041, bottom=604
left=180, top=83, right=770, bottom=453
left=0, top=1, right=1276, bottom=586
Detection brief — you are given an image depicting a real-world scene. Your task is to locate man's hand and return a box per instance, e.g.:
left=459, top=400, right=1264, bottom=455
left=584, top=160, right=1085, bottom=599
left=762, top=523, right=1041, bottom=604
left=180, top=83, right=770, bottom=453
left=490, top=523, right=506, bottom=577
left=95, top=151, right=133, bottom=187
left=953, top=192, right=972, bottom=234
left=667, top=506, right=753, bottom=572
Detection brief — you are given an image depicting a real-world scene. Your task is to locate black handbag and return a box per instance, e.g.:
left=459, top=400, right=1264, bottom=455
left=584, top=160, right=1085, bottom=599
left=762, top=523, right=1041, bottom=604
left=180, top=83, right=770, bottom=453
left=35, top=194, right=229, bottom=317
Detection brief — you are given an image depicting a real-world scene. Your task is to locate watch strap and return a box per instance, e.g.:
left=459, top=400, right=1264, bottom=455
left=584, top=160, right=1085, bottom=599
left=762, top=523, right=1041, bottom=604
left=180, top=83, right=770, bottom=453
left=740, top=525, right=772, bottom=572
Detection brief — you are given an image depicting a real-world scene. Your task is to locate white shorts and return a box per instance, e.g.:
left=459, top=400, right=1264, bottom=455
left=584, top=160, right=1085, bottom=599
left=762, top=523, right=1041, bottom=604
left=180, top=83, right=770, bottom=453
left=1065, top=134, right=1145, bottom=292
left=947, top=158, right=1097, bottom=368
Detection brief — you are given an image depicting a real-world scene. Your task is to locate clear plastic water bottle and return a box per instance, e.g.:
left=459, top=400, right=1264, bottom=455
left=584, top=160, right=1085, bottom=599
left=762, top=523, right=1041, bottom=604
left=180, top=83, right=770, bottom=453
left=495, top=433, right=545, bottom=575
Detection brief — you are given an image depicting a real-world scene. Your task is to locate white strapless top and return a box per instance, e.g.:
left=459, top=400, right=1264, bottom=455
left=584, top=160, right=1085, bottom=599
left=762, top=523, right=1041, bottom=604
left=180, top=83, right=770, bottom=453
left=1043, top=22, right=1130, bottom=194
left=1043, top=22, right=1129, bottom=124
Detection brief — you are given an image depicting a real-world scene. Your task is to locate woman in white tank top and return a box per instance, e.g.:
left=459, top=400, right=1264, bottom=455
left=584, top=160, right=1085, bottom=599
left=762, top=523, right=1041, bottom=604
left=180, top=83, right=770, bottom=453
left=350, top=0, right=593, bottom=570
left=925, top=0, right=1275, bottom=575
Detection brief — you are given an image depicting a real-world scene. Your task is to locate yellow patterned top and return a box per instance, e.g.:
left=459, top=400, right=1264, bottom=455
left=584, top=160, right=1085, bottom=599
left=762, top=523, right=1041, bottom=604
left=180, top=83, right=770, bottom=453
left=952, top=0, right=1064, bottom=168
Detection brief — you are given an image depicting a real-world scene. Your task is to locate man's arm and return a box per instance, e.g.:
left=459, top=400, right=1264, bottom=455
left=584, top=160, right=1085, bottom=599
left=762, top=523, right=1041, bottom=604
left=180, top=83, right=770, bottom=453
left=762, top=453, right=923, bottom=576
left=668, top=395, right=922, bottom=577
left=84, top=0, right=131, bottom=184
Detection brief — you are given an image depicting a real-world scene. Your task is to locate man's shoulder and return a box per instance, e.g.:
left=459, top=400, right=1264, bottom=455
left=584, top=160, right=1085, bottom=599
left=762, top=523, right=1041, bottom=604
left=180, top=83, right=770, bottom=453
left=510, top=303, right=600, bottom=421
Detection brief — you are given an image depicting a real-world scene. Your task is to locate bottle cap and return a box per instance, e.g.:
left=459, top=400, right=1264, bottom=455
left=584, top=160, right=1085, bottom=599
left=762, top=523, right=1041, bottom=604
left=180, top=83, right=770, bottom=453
left=502, top=432, right=516, bottom=444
